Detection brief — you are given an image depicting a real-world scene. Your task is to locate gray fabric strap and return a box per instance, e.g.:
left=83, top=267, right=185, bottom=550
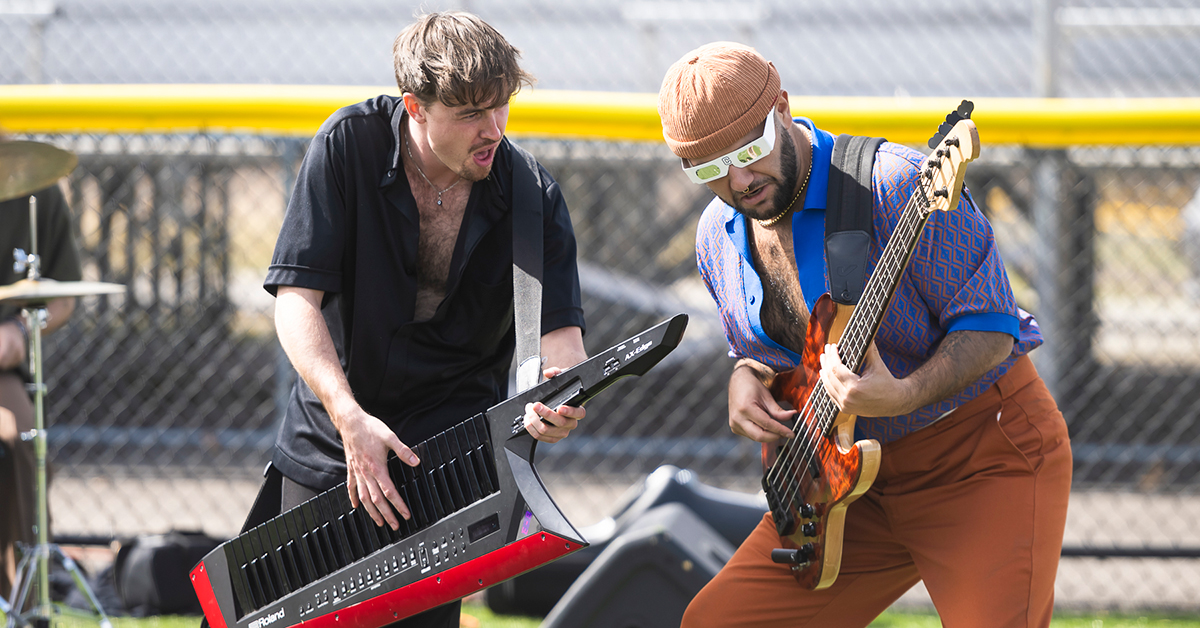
left=511, top=144, right=544, bottom=392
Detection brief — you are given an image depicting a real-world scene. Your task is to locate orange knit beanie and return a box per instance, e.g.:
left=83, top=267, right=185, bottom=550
left=658, top=42, right=781, bottom=160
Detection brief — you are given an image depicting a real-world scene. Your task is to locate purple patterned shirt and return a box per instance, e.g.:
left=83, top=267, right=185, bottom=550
left=696, top=118, right=1042, bottom=443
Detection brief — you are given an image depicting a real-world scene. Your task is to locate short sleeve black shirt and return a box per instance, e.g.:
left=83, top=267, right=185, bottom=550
left=1, top=185, right=83, bottom=382
left=1, top=185, right=83, bottom=322
left=264, top=96, right=585, bottom=490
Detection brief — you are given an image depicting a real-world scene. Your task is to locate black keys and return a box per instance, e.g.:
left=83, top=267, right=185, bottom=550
left=327, top=492, right=358, bottom=564
left=219, top=414, right=507, bottom=621
left=452, top=424, right=484, bottom=502
left=470, top=445, right=496, bottom=496
left=424, top=439, right=462, bottom=515
left=396, top=480, right=418, bottom=536
left=340, top=513, right=364, bottom=560
left=399, top=463, right=428, bottom=529
left=262, top=518, right=293, bottom=595
left=245, top=529, right=279, bottom=605
left=411, top=449, right=444, bottom=522
left=281, top=508, right=315, bottom=585
left=240, top=562, right=263, bottom=610
left=225, top=539, right=254, bottom=615
left=298, top=501, right=330, bottom=579
left=436, top=435, right=468, bottom=512
left=317, top=493, right=350, bottom=569
left=466, top=416, right=500, bottom=496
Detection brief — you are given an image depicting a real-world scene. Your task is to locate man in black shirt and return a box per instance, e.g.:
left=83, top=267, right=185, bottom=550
left=262, top=12, right=587, bottom=627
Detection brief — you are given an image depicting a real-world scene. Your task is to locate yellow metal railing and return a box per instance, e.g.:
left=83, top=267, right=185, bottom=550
left=2, top=84, right=1199, bottom=147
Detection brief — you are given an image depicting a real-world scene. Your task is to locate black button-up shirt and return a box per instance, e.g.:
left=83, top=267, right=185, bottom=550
left=264, top=95, right=584, bottom=489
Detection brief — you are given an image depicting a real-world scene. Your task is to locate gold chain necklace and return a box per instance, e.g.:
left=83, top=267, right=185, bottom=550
left=405, top=135, right=464, bottom=207
left=755, top=126, right=814, bottom=228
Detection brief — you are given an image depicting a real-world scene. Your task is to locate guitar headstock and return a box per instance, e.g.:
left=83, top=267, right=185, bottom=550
left=923, top=100, right=980, bottom=213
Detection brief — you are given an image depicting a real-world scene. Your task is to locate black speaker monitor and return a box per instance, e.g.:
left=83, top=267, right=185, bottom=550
left=485, top=465, right=766, bottom=616
left=540, top=503, right=735, bottom=628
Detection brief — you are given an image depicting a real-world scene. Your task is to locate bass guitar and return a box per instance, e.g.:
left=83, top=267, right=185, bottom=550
left=762, top=102, right=980, bottom=589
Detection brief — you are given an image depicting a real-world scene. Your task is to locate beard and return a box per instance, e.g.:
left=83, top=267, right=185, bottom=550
left=734, top=124, right=800, bottom=221
left=455, top=141, right=501, bottom=182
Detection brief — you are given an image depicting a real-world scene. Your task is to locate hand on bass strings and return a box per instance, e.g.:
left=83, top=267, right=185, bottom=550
left=818, top=341, right=913, bottom=417
left=728, top=358, right=796, bottom=443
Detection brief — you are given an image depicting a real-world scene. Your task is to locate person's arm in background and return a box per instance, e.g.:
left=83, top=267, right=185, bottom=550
left=0, top=298, right=75, bottom=371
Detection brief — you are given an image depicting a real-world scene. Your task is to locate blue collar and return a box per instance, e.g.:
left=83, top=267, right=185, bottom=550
left=722, top=117, right=835, bottom=362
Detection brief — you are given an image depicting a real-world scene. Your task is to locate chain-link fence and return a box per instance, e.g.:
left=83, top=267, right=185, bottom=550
left=4, top=0, right=1200, bottom=613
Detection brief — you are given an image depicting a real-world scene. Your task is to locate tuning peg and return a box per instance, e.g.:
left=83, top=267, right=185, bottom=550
left=928, top=101, right=975, bottom=148
left=928, top=121, right=954, bottom=149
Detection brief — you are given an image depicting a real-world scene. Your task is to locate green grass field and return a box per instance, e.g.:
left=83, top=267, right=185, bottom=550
left=7, top=605, right=1200, bottom=628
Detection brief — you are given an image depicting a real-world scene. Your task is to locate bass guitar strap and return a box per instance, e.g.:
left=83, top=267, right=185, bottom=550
left=825, top=134, right=885, bottom=306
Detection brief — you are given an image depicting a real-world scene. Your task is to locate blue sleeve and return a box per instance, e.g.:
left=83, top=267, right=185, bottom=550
left=946, top=311, right=1020, bottom=340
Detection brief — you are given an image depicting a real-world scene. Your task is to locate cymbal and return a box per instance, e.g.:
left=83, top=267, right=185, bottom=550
left=0, top=141, right=78, bottom=203
left=0, top=278, right=124, bottom=306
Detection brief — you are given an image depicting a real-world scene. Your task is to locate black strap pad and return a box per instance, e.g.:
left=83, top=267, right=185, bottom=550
left=825, top=135, right=885, bottom=305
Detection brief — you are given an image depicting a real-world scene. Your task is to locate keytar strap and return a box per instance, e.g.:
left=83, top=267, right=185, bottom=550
left=510, top=143, right=544, bottom=392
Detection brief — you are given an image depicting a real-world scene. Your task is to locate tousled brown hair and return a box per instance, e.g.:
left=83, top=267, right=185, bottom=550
left=393, top=11, right=534, bottom=109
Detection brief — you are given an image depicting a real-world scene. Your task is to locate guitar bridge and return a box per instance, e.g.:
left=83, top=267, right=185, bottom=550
left=762, top=478, right=796, bottom=536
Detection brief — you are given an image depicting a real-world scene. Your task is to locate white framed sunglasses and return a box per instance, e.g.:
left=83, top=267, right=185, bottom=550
left=681, top=110, right=776, bottom=184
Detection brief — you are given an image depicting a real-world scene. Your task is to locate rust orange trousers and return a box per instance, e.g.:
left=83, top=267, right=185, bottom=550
left=683, top=356, right=1072, bottom=628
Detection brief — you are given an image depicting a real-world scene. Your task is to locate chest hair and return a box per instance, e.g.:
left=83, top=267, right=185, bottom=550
left=749, top=222, right=810, bottom=355
left=405, top=167, right=471, bottom=322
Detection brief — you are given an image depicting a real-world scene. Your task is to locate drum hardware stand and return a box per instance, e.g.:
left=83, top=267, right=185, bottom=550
left=3, top=197, right=113, bottom=628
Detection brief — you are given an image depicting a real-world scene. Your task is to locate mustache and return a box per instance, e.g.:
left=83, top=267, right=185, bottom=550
left=469, top=140, right=499, bottom=154
left=735, top=177, right=775, bottom=199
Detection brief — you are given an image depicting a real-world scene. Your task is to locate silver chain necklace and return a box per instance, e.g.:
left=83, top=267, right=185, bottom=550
left=405, top=135, right=464, bottom=206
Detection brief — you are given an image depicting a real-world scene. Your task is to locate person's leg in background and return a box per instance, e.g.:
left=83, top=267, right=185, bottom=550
left=0, top=371, right=36, bottom=601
